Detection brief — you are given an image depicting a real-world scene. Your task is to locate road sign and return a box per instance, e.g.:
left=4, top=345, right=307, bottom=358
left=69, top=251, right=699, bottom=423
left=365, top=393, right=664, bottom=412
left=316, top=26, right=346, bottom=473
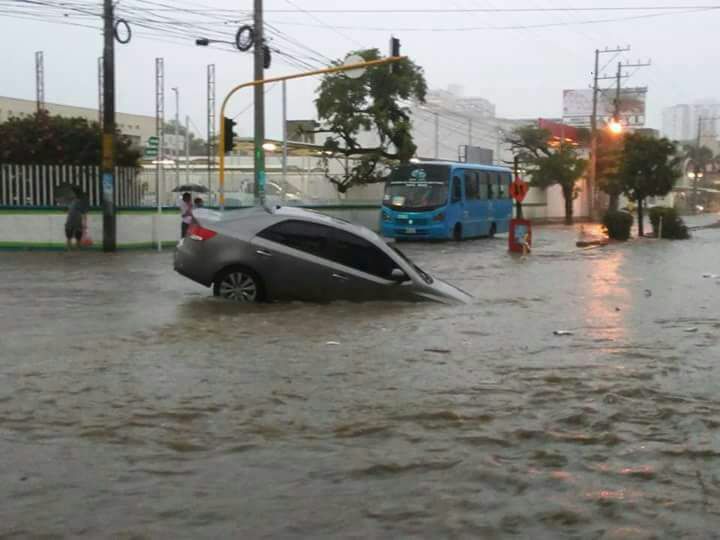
left=510, top=176, right=529, bottom=202
left=147, top=136, right=159, bottom=147
left=144, top=147, right=158, bottom=158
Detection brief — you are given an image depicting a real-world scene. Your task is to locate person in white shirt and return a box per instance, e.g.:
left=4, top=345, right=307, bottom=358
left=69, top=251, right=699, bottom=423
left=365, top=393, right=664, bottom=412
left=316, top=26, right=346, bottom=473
left=179, top=192, right=194, bottom=237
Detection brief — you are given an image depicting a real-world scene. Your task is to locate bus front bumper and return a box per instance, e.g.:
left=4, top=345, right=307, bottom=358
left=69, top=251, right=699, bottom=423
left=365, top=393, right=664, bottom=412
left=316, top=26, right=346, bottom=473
left=381, top=222, right=449, bottom=240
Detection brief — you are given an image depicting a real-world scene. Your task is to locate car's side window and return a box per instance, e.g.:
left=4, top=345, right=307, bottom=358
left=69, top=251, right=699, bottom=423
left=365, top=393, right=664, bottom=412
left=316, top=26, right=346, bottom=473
left=257, top=220, right=333, bottom=258
left=330, top=230, right=400, bottom=279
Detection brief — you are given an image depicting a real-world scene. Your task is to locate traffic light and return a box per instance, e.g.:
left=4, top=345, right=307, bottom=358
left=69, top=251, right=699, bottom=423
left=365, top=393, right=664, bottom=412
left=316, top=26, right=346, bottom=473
left=223, top=116, right=237, bottom=154
left=390, top=36, right=400, bottom=57
left=263, top=45, right=272, bottom=69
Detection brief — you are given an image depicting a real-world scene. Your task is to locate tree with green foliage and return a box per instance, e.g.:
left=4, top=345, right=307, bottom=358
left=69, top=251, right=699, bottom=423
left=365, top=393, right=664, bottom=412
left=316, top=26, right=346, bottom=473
left=505, top=125, right=588, bottom=224
left=595, top=130, right=625, bottom=211
left=314, top=48, right=427, bottom=193
left=616, top=133, right=681, bottom=237
left=0, top=110, right=140, bottom=166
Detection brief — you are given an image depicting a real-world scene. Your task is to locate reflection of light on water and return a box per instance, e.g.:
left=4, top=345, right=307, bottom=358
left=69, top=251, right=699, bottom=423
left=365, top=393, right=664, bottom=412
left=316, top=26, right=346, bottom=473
left=582, top=251, right=630, bottom=343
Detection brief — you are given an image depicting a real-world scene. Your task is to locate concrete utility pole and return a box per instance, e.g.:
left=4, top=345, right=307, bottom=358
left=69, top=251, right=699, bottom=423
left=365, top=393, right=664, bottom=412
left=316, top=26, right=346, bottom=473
left=172, top=87, right=180, bottom=189
left=254, top=0, right=266, bottom=204
left=35, top=51, right=44, bottom=112
left=207, top=64, right=216, bottom=196
left=155, top=57, right=165, bottom=251
left=97, top=56, right=104, bottom=127
left=101, top=0, right=116, bottom=251
left=282, top=79, right=288, bottom=181
left=589, top=46, right=630, bottom=219
left=434, top=112, right=439, bottom=159
left=185, top=115, right=191, bottom=184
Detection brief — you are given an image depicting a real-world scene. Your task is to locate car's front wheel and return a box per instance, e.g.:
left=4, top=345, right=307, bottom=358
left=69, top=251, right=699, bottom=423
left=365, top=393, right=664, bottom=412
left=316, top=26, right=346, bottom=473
left=213, top=267, right=264, bottom=303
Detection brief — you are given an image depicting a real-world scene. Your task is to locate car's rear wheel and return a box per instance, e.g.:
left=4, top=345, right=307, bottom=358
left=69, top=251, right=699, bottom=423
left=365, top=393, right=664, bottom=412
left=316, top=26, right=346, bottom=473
left=213, top=267, right=264, bottom=303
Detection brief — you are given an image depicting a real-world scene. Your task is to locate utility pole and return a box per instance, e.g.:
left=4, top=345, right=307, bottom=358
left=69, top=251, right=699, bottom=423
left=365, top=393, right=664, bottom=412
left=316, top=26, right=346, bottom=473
left=589, top=46, right=630, bottom=219
left=207, top=64, right=216, bottom=198
left=101, top=0, right=116, bottom=251
left=468, top=118, right=473, bottom=147
left=97, top=56, right=104, bottom=127
left=172, top=87, right=180, bottom=189
left=614, top=62, right=622, bottom=121
left=185, top=115, right=190, bottom=184
left=253, top=0, right=266, bottom=204
left=282, top=79, right=288, bottom=182
left=434, top=112, right=439, bottom=159
left=155, top=57, right=164, bottom=251
left=35, top=51, right=44, bottom=112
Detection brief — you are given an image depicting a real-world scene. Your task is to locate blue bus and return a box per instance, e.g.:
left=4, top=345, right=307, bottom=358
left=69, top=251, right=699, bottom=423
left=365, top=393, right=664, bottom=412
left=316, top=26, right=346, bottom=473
left=380, top=161, right=514, bottom=240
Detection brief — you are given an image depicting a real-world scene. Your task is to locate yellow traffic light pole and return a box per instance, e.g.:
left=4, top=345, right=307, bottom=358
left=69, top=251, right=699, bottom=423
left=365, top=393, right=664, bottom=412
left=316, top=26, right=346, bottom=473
left=218, top=55, right=406, bottom=209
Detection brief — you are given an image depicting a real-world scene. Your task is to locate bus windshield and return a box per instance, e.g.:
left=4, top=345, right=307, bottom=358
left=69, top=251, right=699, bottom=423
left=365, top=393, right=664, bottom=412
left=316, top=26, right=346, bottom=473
left=383, top=164, right=450, bottom=211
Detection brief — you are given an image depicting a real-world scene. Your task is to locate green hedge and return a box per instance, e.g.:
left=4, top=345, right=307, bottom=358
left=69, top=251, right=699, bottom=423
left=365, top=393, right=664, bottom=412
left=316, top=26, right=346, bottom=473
left=603, top=210, right=633, bottom=241
left=649, top=206, right=690, bottom=239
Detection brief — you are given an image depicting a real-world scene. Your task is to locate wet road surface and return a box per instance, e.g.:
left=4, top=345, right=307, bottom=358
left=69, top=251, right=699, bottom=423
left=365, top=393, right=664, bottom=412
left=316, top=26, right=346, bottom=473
left=1, top=219, right=720, bottom=539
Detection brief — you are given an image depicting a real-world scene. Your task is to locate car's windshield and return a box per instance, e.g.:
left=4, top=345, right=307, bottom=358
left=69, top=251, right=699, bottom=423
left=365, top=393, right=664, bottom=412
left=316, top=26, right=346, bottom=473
left=383, top=164, right=450, bottom=211
left=390, top=244, right=434, bottom=284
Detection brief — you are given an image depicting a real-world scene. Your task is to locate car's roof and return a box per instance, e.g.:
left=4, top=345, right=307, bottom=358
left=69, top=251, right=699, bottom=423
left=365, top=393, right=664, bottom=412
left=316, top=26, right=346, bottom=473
left=207, top=205, right=383, bottom=244
left=272, top=206, right=381, bottom=242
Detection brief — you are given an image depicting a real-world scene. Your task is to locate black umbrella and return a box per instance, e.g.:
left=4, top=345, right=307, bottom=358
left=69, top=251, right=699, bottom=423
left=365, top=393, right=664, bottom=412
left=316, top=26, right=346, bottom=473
left=171, top=184, right=209, bottom=194
left=54, top=183, right=87, bottom=204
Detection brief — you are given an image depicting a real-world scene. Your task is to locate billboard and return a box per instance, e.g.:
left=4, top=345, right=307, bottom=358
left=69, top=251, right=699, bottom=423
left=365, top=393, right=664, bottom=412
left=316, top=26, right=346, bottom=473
left=563, top=87, right=647, bottom=128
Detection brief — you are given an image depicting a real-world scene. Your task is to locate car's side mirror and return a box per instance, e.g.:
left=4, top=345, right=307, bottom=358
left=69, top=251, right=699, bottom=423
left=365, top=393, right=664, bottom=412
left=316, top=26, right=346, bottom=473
left=391, top=268, right=410, bottom=283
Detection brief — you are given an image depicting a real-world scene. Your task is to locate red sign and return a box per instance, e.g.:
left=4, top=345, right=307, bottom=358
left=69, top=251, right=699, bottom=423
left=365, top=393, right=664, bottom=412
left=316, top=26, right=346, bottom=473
left=509, top=219, right=532, bottom=254
left=510, top=176, right=529, bottom=202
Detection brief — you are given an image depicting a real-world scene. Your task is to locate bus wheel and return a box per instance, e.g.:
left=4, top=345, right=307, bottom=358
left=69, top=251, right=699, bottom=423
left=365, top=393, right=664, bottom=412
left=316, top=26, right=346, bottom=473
left=453, top=223, right=463, bottom=241
left=488, top=223, right=497, bottom=238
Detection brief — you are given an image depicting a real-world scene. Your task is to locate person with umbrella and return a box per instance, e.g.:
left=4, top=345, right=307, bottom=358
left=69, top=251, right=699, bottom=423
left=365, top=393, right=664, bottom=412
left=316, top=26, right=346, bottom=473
left=64, top=186, right=89, bottom=250
left=178, top=192, right=196, bottom=238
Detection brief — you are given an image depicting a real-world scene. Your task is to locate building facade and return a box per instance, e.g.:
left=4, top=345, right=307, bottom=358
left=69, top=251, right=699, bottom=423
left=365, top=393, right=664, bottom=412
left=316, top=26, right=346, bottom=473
left=0, top=95, right=156, bottom=149
left=662, top=101, right=720, bottom=143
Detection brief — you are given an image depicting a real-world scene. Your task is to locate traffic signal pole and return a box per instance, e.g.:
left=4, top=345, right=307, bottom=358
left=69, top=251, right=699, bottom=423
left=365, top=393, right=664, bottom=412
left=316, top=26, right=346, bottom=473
left=217, top=55, right=406, bottom=210
left=253, top=0, right=266, bottom=206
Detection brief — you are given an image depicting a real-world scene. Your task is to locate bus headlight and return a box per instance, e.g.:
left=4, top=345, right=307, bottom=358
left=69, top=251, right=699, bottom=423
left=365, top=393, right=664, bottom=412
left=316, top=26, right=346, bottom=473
left=433, top=212, right=445, bottom=222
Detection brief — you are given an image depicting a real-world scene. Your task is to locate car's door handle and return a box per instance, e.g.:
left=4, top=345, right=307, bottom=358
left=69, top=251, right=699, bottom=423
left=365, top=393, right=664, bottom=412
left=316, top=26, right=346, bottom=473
left=331, top=273, right=350, bottom=281
left=256, top=249, right=273, bottom=257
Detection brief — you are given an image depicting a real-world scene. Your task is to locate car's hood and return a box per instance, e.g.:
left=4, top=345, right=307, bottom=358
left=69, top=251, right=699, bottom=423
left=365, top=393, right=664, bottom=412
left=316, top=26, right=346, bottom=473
left=415, top=277, right=473, bottom=305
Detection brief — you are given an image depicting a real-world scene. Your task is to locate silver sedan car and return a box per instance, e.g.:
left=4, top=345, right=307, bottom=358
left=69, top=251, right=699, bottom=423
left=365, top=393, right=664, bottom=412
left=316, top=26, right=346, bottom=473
left=174, top=206, right=472, bottom=304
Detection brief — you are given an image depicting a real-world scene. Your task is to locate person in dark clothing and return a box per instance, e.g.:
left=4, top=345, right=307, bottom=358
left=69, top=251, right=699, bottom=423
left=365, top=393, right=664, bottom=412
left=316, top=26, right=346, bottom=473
left=179, top=192, right=194, bottom=237
left=65, top=190, right=88, bottom=249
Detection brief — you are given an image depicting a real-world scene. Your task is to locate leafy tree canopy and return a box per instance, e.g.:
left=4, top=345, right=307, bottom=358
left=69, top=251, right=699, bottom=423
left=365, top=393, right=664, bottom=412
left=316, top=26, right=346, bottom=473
left=0, top=111, right=140, bottom=166
left=505, top=124, right=587, bottom=223
left=618, top=133, right=680, bottom=203
left=314, top=48, right=427, bottom=192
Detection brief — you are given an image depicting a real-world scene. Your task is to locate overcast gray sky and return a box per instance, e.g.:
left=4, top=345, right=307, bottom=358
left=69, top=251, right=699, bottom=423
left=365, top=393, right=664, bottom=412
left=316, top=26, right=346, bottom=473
left=1, top=0, right=718, bottom=140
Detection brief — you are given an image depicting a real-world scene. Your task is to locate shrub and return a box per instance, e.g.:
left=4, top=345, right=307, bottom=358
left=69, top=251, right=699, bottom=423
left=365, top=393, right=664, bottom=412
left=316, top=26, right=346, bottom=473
left=603, top=210, right=633, bottom=241
left=649, top=206, right=690, bottom=239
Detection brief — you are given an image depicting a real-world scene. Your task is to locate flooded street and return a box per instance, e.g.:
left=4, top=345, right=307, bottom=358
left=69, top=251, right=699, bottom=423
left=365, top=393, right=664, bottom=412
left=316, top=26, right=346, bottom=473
left=2, top=219, right=720, bottom=539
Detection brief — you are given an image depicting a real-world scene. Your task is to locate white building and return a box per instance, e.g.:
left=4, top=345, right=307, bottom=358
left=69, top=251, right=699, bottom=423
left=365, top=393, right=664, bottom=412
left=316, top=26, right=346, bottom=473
left=662, top=100, right=720, bottom=143
left=0, top=95, right=156, bottom=148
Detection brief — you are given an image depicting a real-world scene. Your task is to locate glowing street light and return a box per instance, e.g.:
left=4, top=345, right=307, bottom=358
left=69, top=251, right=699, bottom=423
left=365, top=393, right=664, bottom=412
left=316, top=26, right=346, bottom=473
left=608, top=120, right=623, bottom=135
left=262, top=142, right=277, bottom=152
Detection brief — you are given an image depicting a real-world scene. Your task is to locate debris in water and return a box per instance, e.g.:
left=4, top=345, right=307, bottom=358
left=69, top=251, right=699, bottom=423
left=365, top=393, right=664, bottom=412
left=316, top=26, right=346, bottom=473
left=424, top=348, right=451, bottom=354
left=644, top=289, right=652, bottom=297
left=615, top=307, right=621, bottom=312
left=684, top=327, right=699, bottom=333
left=325, top=341, right=341, bottom=346
left=702, top=273, right=719, bottom=279
left=553, top=330, right=574, bottom=336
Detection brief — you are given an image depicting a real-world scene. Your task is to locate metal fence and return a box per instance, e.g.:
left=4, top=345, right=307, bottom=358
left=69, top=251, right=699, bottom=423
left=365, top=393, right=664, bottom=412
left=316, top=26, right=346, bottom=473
left=0, top=164, right=144, bottom=207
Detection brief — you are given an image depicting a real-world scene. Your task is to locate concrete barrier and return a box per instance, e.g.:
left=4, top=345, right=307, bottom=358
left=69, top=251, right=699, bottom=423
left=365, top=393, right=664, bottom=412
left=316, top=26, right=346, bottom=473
left=0, top=206, right=383, bottom=250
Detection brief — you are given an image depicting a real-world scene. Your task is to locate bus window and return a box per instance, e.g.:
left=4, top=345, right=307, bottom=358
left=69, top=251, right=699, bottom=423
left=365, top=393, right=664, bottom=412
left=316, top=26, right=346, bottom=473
left=478, top=172, right=489, bottom=200
left=503, top=173, right=512, bottom=199
left=464, top=171, right=479, bottom=200
left=496, top=173, right=507, bottom=199
left=452, top=177, right=462, bottom=203
left=485, top=172, right=494, bottom=200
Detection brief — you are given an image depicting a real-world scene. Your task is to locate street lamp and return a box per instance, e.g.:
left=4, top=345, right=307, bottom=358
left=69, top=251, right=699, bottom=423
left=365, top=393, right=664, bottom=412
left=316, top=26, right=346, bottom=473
left=608, top=119, right=623, bottom=135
